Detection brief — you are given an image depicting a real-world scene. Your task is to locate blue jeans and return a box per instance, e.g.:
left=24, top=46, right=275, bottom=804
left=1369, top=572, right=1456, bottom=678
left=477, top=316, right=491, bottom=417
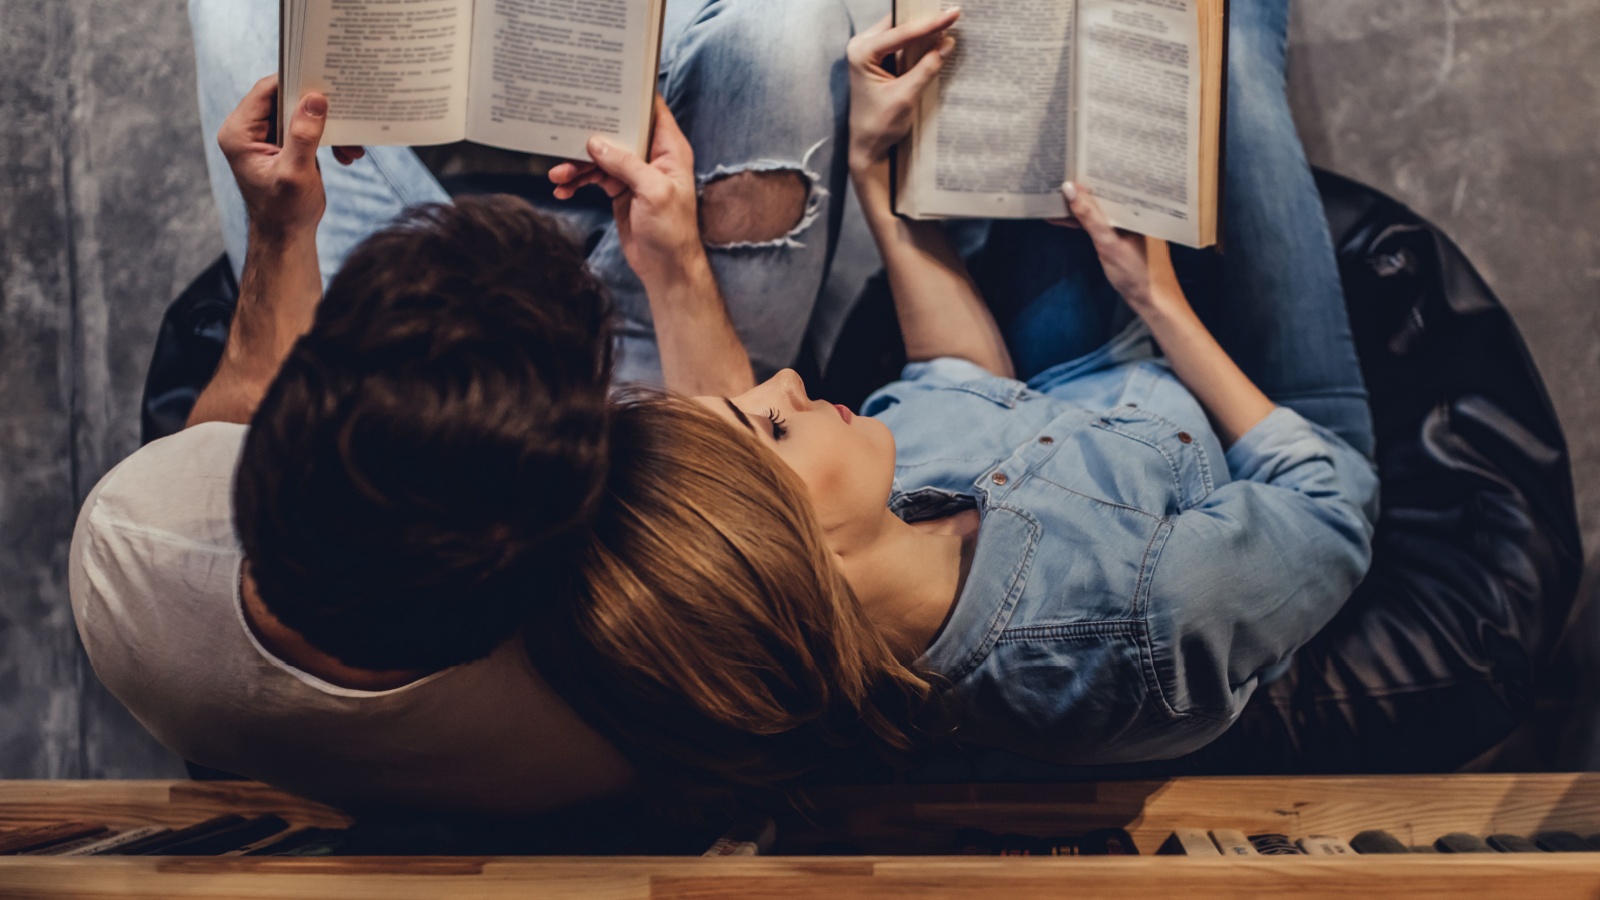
left=190, top=0, right=852, bottom=384
left=973, top=0, right=1374, bottom=458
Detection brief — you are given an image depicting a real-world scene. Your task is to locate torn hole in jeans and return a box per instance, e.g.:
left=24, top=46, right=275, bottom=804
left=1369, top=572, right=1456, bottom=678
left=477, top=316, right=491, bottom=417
left=697, top=137, right=829, bottom=250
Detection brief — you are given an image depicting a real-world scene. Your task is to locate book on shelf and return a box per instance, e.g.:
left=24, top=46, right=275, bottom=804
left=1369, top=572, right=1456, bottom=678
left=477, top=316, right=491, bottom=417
left=893, top=0, right=1227, bottom=247
left=279, top=0, right=667, bottom=159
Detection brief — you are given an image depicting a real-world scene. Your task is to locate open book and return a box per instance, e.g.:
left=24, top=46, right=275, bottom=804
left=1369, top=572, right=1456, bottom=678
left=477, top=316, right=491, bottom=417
left=893, top=0, right=1226, bottom=247
left=280, top=0, right=667, bottom=159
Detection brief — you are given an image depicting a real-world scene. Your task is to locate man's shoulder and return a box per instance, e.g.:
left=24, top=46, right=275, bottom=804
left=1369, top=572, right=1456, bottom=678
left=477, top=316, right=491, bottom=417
left=78, top=422, right=248, bottom=547
left=70, top=423, right=249, bottom=635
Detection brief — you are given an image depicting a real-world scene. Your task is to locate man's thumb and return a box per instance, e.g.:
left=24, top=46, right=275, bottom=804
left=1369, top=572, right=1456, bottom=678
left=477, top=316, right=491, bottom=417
left=284, top=93, right=328, bottom=169
left=586, top=135, right=655, bottom=193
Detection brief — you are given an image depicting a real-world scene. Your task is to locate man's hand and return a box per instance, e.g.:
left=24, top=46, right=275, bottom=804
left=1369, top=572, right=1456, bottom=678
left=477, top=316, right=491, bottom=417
left=550, top=96, right=754, bottom=395
left=218, top=75, right=366, bottom=240
left=1063, top=181, right=1184, bottom=316
left=846, top=10, right=959, bottom=173
left=548, top=95, right=703, bottom=287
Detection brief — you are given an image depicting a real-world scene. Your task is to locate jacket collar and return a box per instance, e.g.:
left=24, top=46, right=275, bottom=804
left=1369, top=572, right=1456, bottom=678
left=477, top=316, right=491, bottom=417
left=914, top=500, right=1041, bottom=683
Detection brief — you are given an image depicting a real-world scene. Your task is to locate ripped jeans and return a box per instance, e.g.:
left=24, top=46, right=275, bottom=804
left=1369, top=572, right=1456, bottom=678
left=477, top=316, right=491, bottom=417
left=190, top=0, right=852, bottom=383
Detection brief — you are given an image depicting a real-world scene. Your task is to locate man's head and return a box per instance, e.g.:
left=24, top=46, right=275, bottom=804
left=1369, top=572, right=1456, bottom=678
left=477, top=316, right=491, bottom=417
left=235, top=196, right=613, bottom=673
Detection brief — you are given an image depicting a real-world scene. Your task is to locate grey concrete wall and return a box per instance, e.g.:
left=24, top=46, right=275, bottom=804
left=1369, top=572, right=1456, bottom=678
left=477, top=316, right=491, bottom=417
left=1289, top=0, right=1600, bottom=547
left=0, top=0, right=216, bottom=778
left=0, top=0, right=1594, bottom=777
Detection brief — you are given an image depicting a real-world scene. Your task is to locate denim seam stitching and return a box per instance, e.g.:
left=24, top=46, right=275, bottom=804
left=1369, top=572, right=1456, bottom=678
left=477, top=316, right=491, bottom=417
left=1133, top=519, right=1229, bottom=721
left=1133, top=517, right=1170, bottom=622
left=1092, top=421, right=1186, bottom=508
left=995, top=619, right=1142, bottom=645
left=947, top=504, right=1041, bottom=682
left=1193, top=440, right=1215, bottom=498
left=1026, top=475, right=1164, bottom=522
left=896, top=456, right=1010, bottom=469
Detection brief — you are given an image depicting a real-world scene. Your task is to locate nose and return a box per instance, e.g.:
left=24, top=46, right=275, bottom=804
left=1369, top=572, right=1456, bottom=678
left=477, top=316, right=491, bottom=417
left=773, top=368, right=810, bottom=405
left=734, top=369, right=812, bottom=415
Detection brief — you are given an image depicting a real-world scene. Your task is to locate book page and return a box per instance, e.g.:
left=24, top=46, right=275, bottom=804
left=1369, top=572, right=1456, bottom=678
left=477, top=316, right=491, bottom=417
left=902, top=0, right=1076, bottom=218
left=1073, top=0, right=1202, bottom=245
left=465, top=0, right=656, bottom=159
left=295, top=0, right=473, bottom=146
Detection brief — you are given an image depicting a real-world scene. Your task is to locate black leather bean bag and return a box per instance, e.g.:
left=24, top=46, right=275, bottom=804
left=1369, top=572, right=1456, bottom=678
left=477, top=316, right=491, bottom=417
left=1185, top=170, right=1583, bottom=773
left=143, top=170, right=1584, bottom=773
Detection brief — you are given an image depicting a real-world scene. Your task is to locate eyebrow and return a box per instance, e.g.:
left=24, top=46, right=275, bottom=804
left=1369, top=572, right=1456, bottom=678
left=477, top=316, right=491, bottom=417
left=723, top=398, right=758, bottom=436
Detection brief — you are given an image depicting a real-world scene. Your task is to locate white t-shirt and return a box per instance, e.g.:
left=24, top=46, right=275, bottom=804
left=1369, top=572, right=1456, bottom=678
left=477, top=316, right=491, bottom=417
left=69, top=423, right=633, bottom=814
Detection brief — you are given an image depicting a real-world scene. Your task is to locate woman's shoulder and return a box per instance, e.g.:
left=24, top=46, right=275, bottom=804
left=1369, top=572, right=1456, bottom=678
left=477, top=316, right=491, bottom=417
left=862, top=357, right=1029, bottom=416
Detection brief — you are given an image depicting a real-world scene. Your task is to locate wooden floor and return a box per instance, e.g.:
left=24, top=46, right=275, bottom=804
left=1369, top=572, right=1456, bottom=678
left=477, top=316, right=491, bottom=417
left=2, top=855, right=1599, bottom=900
left=2, top=775, right=1599, bottom=898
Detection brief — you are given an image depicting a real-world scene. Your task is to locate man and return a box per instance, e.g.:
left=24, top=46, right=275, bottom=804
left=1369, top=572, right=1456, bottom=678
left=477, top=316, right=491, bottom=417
left=71, top=0, right=851, bottom=814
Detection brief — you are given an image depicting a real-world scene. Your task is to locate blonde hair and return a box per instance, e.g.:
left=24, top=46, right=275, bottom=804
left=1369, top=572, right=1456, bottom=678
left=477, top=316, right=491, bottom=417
left=525, top=391, right=936, bottom=814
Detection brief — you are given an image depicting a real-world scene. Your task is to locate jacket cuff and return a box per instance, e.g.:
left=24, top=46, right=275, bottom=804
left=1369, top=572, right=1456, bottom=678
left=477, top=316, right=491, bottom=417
left=1224, top=406, right=1329, bottom=480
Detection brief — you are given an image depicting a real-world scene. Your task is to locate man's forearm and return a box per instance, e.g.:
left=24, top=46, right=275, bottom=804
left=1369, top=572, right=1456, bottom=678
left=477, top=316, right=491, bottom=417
left=644, top=250, right=756, bottom=397
left=186, top=227, right=322, bottom=427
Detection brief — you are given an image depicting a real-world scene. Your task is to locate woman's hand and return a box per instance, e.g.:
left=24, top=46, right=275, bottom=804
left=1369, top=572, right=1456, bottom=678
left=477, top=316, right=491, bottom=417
left=549, top=95, right=703, bottom=286
left=1062, top=181, right=1185, bottom=317
left=846, top=10, right=960, bottom=173
left=1065, top=181, right=1274, bottom=444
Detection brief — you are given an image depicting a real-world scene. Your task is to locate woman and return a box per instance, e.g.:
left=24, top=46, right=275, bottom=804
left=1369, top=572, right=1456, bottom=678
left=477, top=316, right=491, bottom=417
left=530, top=0, right=1379, bottom=810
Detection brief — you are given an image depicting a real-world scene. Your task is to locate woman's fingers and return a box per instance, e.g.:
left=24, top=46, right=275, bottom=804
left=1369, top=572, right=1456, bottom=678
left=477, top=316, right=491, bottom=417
left=850, top=7, right=960, bottom=67
left=895, top=34, right=955, bottom=96
left=1062, top=181, right=1124, bottom=250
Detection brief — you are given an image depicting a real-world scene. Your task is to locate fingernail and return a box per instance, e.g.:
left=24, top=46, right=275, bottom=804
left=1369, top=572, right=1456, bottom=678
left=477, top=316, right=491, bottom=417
left=937, top=35, right=956, bottom=57
left=1062, top=181, right=1078, bottom=202
left=303, top=94, right=328, bottom=118
left=587, top=136, right=608, bottom=158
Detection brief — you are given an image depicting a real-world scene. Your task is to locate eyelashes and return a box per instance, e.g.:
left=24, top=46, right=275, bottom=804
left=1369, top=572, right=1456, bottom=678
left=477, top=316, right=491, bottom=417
left=766, top=409, right=788, bottom=440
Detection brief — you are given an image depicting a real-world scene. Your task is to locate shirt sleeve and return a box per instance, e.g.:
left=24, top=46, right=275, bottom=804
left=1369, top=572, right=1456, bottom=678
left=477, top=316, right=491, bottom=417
left=1140, top=405, right=1380, bottom=729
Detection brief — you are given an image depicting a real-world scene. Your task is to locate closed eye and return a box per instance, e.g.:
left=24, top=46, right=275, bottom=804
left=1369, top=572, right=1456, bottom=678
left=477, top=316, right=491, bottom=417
left=766, top=409, right=789, bottom=440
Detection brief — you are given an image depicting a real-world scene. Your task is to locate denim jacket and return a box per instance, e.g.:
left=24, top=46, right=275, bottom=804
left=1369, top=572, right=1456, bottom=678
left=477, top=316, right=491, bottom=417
left=861, top=325, right=1380, bottom=764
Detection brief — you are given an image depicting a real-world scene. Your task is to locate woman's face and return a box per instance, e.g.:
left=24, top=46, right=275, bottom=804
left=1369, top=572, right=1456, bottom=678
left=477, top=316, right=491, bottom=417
left=695, top=369, right=897, bottom=537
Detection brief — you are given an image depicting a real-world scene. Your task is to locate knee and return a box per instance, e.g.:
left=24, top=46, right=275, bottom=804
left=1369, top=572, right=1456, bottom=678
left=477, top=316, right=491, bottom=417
left=699, top=169, right=817, bottom=248
left=683, top=0, right=853, bottom=77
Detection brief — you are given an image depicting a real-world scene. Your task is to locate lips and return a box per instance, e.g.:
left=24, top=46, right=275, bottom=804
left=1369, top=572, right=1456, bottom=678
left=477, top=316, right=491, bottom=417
left=834, top=403, right=854, bottom=424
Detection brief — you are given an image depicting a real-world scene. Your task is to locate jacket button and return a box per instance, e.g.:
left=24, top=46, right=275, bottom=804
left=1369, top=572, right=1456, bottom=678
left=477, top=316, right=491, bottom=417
left=1178, top=431, right=1193, bottom=444
left=992, top=472, right=1008, bottom=486
left=1039, top=436, right=1054, bottom=445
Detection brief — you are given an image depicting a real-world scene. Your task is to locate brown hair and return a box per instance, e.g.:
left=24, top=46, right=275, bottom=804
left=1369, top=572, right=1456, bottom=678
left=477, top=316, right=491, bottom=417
left=526, top=391, right=937, bottom=815
left=236, top=196, right=613, bottom=673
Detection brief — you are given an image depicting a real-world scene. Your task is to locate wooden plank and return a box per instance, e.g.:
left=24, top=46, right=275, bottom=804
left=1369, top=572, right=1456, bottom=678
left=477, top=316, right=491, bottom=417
left=783, top=773, right=1600, bottom=853
left=8, top=774, right=1599, bottom=843
left=0, top=781, right=349, bottom=830
left=0, top=856, right=1599, bottom=899
left=1, top=776, right=1598, bottom=899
